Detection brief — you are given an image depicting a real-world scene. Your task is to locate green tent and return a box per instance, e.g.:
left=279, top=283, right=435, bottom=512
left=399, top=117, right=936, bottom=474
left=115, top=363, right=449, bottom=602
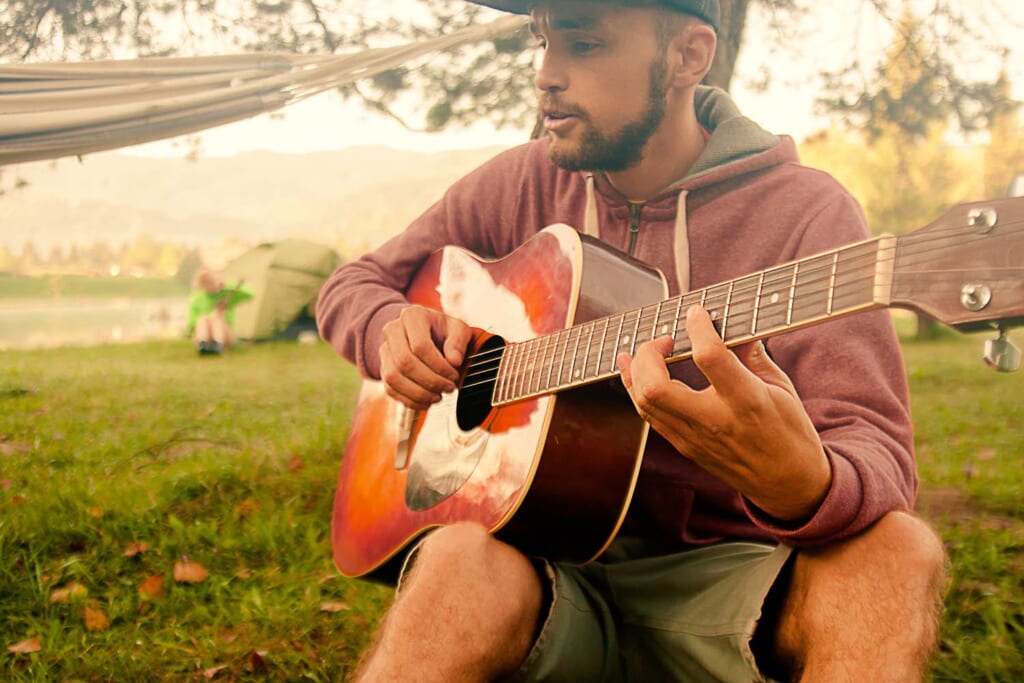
left=220, top=239, right=342, bottom=341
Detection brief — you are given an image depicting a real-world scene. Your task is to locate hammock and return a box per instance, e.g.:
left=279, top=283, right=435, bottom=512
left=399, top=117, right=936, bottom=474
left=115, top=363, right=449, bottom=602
left=0, top=15, right=526, bottom=166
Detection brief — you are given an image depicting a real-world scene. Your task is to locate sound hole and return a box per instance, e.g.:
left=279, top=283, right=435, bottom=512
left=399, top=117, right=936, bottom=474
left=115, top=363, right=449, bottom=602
left=456, top=335, right=505, bottom=431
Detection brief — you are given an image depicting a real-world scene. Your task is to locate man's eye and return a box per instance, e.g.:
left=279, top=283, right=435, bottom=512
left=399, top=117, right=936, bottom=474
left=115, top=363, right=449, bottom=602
left=572, top=41, right=599, bottom=54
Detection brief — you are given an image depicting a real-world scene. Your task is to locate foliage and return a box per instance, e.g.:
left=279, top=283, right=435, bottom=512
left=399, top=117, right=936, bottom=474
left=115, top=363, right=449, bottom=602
left=3, top=1, right=1017, bottom=140
left=817, top=2, right=1015, bottom=139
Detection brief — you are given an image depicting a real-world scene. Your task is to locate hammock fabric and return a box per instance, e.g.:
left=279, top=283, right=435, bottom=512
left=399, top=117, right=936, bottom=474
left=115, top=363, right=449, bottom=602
left=0, top=15, right=526, bottom=166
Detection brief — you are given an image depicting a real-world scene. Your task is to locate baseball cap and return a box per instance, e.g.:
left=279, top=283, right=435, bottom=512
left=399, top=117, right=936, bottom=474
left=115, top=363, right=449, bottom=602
left=467, top=0, right=720, bottom=33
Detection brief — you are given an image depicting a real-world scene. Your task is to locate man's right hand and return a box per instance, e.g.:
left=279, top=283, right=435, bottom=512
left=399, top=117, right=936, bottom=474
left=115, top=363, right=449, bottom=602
left=379, top=305, right=473, bottom=409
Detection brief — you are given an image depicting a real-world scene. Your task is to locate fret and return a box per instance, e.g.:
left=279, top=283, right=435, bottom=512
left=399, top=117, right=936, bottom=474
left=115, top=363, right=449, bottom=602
left=756, top=265, right=794, bottom=335
left=751, top=272, right=765, bottom=335
left=496, top=343, right=514, bottom=402
left=791, top=253, right=834, bottom=325
left=721, top=280, right=735, bottom=339
left=786, top=262, right=798, bottom=325
left=595, top=317, right=611, bottom=377
left=702, top=283, right=731, bottom=335
left=724, top=274, right=760, bottom=342
left=651, top=300, right=665, bottom=340
left=539, top=334, right=556, bottom=393
left=672, top=294, right=685, bottom=338
left=555, top=328, right=571, bottom=388
left=832, top=243, right=881, bottom=312
left=580, top=320, right=596, bottom=381
left=628, top=306, right=644, bottom=354
left=827, top=252, right=839, bottom=315
left=564, top=325, right=580, bottom=385
left=513, top=339, right=529, bottom=398
left=525, top=338, right=543, bottom=396
left=611, top=313, right=626, bottom=373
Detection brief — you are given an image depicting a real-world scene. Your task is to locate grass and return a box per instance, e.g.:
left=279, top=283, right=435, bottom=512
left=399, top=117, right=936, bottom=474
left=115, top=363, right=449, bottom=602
left=1, top=329, right=1022, bottom=680
left=0, top=274, right=188, bottom=300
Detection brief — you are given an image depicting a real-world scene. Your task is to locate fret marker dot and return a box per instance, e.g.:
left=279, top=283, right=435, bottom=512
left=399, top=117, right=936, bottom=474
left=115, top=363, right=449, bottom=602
left=573, top=369, right=581, bottom=378
left=771, top=293, right=780, bottom=304
left=660, top=324, right=670, bottom=335
left=710, top=311, right=719, bottom=320
left=622, top=335, right=631, bottom=346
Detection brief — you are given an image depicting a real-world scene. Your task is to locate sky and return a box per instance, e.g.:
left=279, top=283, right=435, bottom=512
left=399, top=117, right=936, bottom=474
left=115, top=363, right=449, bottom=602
left=120, top=1, right=1024, bottom=159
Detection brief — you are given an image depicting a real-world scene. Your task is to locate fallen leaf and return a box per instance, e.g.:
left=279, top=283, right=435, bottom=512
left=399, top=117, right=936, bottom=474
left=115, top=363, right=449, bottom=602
left=319, top=601, right=350, bottom=613
left=49, top=582, right=88, bottom=603
left=7, top=636, right=41, bottom=654
left=86, top=506, right=103, bottom=518
left=10, top=493, right=28, bottom=505
left=123, top=541, right=150, bottom=558
left=249, top=650, right=268, bottom=673
left=287, top=455, right=304, bottom=472
left=138, top=574, right=165, bottom=599
left=235, top=499, right=260, bottom=518
left=174, top=558, right=208, bottom=584
left=234, top=568, right=254, bottom=580
left=85, top=605, right=110, bottom=632
left=203, top=664, right=229, bottom=679
left=977, top=448, right=997, bottom=461
left=0, top=479, right=11, bottom=490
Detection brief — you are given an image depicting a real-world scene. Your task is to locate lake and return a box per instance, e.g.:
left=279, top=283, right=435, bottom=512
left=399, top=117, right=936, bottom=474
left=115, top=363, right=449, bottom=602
left=0, top=298, right=190, bottom=350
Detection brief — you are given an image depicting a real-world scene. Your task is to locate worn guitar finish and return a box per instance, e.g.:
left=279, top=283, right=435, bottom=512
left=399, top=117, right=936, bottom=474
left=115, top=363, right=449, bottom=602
left=333, top=200, right=1024, bottom=580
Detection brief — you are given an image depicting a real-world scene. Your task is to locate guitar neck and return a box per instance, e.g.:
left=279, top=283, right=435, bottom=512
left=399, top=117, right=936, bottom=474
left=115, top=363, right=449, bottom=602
left=492, top=234, right=899, bottom=405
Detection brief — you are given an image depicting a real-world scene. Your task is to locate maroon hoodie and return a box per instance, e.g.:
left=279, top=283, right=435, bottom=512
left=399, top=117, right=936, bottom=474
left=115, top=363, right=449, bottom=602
left=316, top=87, right=917, bottom=549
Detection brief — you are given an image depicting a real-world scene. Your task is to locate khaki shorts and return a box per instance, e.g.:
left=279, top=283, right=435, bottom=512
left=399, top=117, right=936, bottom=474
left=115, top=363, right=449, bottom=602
left=506, top=539, right=793, bottom=683
left=398, top=537, right=792, bottom=683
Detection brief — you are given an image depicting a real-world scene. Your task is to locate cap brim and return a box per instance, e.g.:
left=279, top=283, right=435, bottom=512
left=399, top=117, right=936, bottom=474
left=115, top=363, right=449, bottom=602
left=469, top=1, right=531, bottom=14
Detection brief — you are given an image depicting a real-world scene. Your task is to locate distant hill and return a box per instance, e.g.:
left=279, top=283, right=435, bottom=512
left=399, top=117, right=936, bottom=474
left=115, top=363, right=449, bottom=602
left=0, top=145, right=514, bottom=258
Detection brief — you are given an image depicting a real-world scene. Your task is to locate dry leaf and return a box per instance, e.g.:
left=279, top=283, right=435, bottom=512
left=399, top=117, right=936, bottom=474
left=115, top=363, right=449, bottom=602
left=123, top=541, right=150, bottom=558
left=249, top=650, right=268, bottom=673
left=235, top=499, right=260, bottom=518
left=174, top=559, right=208, bottom=583
left=7, top=636, right=42, bottom=654
left=86, top=506, right=103, bottom=518
left=49, top=582, right=88, bottom=603
left=10, top=493, right=28, bottom=505
left=138, top=574, right=165, bottom=599
left=0, top=478, right=12, bottom=490
left=234, top=568, right=254, bottom=580
left=977, top=448, right=997, bottom=461
left=319, top=601, right=350, bottom=613
left=203, top=664, right=229, bottom=679
left=85, top=605, right=110, bottom=632
left=287, top=455, right=304, bottom=472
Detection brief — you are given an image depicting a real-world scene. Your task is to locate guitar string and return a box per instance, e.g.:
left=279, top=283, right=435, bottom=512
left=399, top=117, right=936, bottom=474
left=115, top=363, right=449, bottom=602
left=455, top=219, right=1024, bottom=394
left=460, top=225, right=1024, bottom=395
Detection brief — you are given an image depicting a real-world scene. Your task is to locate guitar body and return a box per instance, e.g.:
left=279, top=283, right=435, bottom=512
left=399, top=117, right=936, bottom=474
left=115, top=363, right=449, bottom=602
left=332, top=225, right=669, bottom=580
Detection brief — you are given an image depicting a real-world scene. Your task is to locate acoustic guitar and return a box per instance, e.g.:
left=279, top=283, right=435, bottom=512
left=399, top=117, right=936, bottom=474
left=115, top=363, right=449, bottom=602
left=331, top=198, right=1023, bottom=581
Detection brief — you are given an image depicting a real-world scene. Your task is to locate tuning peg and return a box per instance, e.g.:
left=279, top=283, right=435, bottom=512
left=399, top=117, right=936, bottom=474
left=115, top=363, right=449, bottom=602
left=984, top=327, right=1021, bottom=372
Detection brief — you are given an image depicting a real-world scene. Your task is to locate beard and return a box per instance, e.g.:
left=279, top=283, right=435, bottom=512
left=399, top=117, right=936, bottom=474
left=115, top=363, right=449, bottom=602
left=547, top=57, right=669, bottom=173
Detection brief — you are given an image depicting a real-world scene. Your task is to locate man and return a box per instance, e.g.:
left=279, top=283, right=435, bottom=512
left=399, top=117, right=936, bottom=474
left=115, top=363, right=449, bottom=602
left=316, top=1, right=948, bottom=680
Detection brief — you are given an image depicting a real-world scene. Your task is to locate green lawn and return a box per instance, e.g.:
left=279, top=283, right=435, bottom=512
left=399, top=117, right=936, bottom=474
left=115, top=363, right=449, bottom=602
left=1, top=331, right=1022, bottom=680
left=0, top=274, right=188, bottom=300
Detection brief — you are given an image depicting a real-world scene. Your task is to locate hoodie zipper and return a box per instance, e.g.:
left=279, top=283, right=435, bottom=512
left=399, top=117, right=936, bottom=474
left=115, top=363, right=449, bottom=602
left=627, top=202, right=643, bottom=256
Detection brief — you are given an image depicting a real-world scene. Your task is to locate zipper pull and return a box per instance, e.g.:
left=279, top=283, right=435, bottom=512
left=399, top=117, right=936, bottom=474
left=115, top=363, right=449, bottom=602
left=627, top=202, right=643, bottom=255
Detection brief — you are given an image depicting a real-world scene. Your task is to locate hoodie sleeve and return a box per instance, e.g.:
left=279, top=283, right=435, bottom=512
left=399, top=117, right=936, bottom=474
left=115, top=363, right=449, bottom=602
left=315, top=145, right=533, bottom=379
left=741, top=191, right=918, bottom=545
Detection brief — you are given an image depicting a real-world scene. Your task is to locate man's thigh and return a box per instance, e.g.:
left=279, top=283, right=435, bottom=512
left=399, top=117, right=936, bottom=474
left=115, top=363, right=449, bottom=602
left=506, top=541, right=793, bottom=683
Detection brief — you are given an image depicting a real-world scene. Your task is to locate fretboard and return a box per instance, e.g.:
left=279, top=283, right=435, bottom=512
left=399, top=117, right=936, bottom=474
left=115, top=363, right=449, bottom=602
left=491, top=234, right=897, bottom=406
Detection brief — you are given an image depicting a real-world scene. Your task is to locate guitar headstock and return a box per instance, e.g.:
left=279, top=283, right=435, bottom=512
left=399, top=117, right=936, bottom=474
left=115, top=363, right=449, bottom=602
left=890, top=197, right=1024, bottom=333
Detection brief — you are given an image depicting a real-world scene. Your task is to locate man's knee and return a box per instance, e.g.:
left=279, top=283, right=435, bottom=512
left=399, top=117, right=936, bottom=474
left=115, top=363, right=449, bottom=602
left=854, top=511, right=948, bottom=589
left=408, top=522, right=542, bottom=623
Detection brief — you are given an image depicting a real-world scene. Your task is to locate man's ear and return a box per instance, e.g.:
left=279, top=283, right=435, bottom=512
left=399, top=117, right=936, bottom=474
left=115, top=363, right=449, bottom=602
left=668, top=24, right=717, bottom=88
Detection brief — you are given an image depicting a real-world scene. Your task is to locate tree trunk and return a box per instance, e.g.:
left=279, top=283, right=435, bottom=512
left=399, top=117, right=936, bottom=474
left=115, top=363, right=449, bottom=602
left=705, top=0, right=751, bottom=91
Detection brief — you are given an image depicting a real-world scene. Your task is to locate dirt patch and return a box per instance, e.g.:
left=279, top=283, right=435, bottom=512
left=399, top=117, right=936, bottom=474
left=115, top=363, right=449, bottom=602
left=917, top=486, right=1023, bottom=533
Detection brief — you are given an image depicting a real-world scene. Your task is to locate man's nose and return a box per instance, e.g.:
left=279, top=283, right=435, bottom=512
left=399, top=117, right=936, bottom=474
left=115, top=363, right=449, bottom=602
left=534, top=50, right=567, bottom=93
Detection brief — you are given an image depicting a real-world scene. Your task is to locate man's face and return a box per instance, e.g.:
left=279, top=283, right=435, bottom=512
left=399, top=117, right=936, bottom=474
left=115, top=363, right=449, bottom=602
left=531, top=2, right=670, bottom=172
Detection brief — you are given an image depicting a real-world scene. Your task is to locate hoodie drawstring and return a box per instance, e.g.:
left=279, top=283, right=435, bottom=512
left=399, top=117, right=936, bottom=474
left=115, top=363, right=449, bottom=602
left=581, top=175, right=691, bottom=294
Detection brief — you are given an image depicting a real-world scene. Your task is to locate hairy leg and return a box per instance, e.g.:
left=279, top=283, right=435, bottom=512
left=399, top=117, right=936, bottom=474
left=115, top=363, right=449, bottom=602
left=354, top=522, right=543, bottom=683
left=769, top=511, right=948, bottom=682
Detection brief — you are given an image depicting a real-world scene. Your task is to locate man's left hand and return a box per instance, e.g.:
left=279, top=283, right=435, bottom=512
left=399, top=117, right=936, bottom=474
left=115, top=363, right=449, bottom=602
left=617, top=305, right=832, bottom=522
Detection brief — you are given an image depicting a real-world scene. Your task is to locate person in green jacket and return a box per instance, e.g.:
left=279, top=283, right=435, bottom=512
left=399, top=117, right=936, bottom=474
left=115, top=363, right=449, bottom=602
left=187, top=268, right=252, bottom=355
